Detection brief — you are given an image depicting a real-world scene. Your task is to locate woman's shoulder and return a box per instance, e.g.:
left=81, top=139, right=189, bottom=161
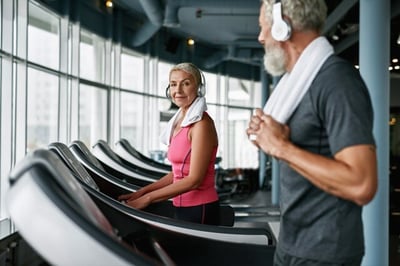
left=202, top=111, right=213, bottom=121
left=199, top=112, right=216, bottom=126
left=190, top=113, right=218, bottom=145
left=191, top=112, right=217, bottom=134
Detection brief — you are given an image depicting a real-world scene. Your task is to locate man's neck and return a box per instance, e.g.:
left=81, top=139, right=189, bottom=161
left=285, top=31, right=321, bottom=72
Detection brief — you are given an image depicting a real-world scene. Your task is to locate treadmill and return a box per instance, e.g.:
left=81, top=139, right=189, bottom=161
left=6, top=149, right=160, bottom=266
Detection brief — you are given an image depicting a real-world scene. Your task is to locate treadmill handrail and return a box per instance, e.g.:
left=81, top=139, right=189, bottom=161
left=92, top=141, right=160, bottom=183
left=115, top=139, right=171, bottom=172
left=68, top=142, right=141, bottom=192
left=94, top=139, right=166, bottom=178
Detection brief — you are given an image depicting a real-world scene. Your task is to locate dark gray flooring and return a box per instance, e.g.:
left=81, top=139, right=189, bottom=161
left=226, top=189, right=400, bottom=266
left=222, top=189, right=281, bottom=240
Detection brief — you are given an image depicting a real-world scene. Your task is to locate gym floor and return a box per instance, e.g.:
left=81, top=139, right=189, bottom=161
left=225, top=188, right=400, bottom=265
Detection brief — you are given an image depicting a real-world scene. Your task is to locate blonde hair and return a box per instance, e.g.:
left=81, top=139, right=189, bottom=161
left=169, top=62, right=202, bottom=87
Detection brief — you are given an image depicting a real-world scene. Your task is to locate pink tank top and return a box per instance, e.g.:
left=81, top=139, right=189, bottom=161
left=167, top=122, right=219, bottom=207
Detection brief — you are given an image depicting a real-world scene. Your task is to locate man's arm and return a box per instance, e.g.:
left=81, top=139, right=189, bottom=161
left=247, top=111, right=378, bottom=206
left=278, top=141, right=377, bottom=206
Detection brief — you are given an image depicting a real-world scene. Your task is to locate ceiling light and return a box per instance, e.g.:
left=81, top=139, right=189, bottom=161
left=332, top=34, right=339, bottom=41
left=105, top=0, right=113, bottom=8
left=395, top=65, right=400, bottom=70
left=187, top=38, right=195, bottom=46
left=393, top=58, right=399, bottom=63
left=389, top=66, right=393, bottom=71
left=397, top=34, right=400, bottom=45
left=389, top=117, right=396, bottom=126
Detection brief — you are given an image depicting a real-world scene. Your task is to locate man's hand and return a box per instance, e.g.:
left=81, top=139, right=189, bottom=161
left=247, top=108, right=290, bottom=159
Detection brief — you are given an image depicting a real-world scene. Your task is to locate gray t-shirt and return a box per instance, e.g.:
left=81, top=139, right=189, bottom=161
left=278, top=55, right=375, bottom=262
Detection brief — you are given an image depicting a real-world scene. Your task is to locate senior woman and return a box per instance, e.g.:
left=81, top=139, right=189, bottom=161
left=119, top=62, right=220, bottom=225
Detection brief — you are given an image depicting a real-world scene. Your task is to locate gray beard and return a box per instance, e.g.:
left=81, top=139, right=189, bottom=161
left=263, top=44, right=286, bottom=76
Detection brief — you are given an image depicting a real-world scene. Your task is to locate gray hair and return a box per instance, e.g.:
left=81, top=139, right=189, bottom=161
left=169, top=62, right=202, bottom=87
left=262, top=0, right=327, bottom=33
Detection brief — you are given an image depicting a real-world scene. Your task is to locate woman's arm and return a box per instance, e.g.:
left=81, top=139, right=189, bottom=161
left=118, top=172, right=173, bottom=201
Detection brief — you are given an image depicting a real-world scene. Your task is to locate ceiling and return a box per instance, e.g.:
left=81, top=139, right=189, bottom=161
left=39, top=0, right=400, bottom=80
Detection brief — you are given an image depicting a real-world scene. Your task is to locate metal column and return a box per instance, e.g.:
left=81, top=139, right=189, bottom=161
left=259, top=68, right=280, bottom=206
left=259, top=68, right=269, bottom=189
left=271, top=76, right=280, bottom=206
left=359, top=0, right=390, bottom=265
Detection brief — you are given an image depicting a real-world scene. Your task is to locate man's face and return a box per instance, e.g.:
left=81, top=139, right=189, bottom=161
left=258, top=3, right=287, bottom=76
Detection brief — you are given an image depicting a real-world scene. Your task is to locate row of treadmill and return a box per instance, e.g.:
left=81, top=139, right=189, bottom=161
left=5, top=139, right=277, bottom=265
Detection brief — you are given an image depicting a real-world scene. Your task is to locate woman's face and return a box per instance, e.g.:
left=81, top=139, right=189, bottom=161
left=169, top=70, right=198, bottom=110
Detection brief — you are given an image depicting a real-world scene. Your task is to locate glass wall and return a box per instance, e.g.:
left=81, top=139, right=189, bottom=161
left=121, top=50, right=144, bottom=92
left=26, top=68, right=59, bottom=151
left=80, top=30, right=106, bottom=83
left=78, top=84, right=108, bottom=147
left=120, top=92, right=145, bottom=150
left=27, top=1, right=60, bottom=151
left=157, top=61, right=173, bottom=97
left=28, top=2, right=59, bottom=70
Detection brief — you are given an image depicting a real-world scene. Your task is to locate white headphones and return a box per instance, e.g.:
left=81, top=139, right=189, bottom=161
left=271, top=0, right=292, bottom=41
left=165, top=64, right=206, bottom=99
left=196, top=70, right=206, bottom=97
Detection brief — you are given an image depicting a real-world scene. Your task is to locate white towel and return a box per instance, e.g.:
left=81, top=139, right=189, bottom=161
left=160, top=96, right=208, bottom=145
left=263, top=36, right=334, bottom=123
